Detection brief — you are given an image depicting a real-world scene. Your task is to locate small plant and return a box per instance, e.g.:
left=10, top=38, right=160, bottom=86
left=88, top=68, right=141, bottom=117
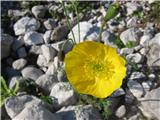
left=125, top=41, right=136, bottom=48
left=0, top=76, right=19, bottom=107
left=39, top=94, right=54, bottom=104
left=128, top=62, right=139, bottom=72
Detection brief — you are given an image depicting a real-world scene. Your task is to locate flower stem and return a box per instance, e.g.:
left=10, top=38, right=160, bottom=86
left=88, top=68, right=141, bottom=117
left=71, top=0, right=80, bottom=43
left=61, top=1, right=76, bottom=44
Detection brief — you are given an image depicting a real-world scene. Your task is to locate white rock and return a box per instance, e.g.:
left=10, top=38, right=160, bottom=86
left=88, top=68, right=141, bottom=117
left=36, top=74, right=58, bottom=94
left=127, top=79, right=144, bottom=98
left=139, top=88, right=160, bottom=120
left=120, top=28, right=141, bottom=45
left=50, top=82, right=77, bottom=109
left=140, top=48, right=147, bottom=55
left=46, top=62, right=57, bottom=75
left=17, top=47, right=27, bottom=58
left=13, top=105, right=62, bottom=120
left=126, top=53, right=144, bottom=63
left=32, top=5, right=46, bottom=18
left=126, top=3, right=140, bottom=15
left=14, top=17, right=40, bottom=35
left=21, top=66, right=44, bottom=81
left=68, top=22, right=99, bottom=43
left=37, top=54, right=48, bottom=67
left=130, top=72, right=146, bottom=80
left=56, top=105, right=102, bottom=120
left=115, top=105, right=126, bottom=118
left=43, top=30, right=52, bottom=44
left=140, top=34, right=153, bottom=46
left=147, top=33, right=160, bottom=66
left=24, top=31, right=44, bottom=45
left=5, top=95, right=52, bottom=119
left=29, top=45, right=42, bottom=55
left=12, top=58, right=27, bottom=70
left=142, top=81, right=152, bottom=92
left=120, top=48, right=134, bottom=55
left=41, top=45, right=57, bottom=62
left=127, top=17, right=137, bottom=27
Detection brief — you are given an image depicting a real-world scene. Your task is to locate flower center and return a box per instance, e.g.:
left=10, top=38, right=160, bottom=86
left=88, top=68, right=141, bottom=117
left=90, top=62, right=104, bottom=72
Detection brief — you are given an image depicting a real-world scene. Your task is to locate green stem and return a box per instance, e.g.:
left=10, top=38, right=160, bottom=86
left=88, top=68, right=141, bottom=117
left=61, top=1, right=76, bottom=44
left=71, top=0, right=80, bottom=43
left=98, top=22, right=105, bottom=43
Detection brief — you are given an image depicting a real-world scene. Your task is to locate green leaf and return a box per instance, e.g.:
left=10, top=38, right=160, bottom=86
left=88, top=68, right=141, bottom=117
left=104, top=2, right=120, bottom=22
left=125, top=41, right=136, bottom=48
left=0, top=76, right=10, bottom=94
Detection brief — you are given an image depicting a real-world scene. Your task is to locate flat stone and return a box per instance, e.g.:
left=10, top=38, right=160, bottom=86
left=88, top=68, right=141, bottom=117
left=68, top=22, right=100, bottom=43
left=32, top=5, right=46, bottom=18
left=37, top=54, right=48, bottom=67
left=126, top=53, right=144, bottom=63
left=5, top=95, right=52, bottom=119
left=115, top=105, right=126, bottom=118
left=36, top=74, right=58, bottom=94
left=21, top=66, right=44, bottom=81
left=139, top=87, right=160, bottom=120
left=14, top=17, right=40, bottom=35
left=127, top=79, right=144, bottom=98
left=43, top=30, right=52, bottom=44
left=41, top=45, right=57, bottom=62
left=120, top=28, right=141, bottom=45
left=50, top=82, right=77, bottom=109
left=56, top=105, right=102, bottom=120
left=24, top=31, right=44, bottom=45
left=29, top=45, right=42, bottom=55
left=12, top=58, right=27, bottom=70
left=44, top=19, right=56, bottom=30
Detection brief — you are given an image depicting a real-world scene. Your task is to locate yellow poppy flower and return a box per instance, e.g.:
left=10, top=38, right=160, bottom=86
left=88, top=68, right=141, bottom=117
left=65, top=41, right=126, bottom=98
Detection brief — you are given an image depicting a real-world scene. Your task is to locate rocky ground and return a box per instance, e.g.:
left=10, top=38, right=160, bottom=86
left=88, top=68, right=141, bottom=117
left=1, top=1, right=160, bottom=120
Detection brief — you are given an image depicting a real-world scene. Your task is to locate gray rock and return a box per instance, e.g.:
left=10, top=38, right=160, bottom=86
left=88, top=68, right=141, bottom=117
left=5, top=95, right=52, bottom=119
left=12, top=58, right=27, bottom=70
left=101, top=30, right=116, bottom=47
left=140, top=48, right=147, bottom=55
left=29, top=45, right=42, bottom=55
left=112, top=88, right=125, bottom=97
left=56, top=105, right=102, bottom=120
left=120, top=48, right=134, bottom=55
left=50, top=82, right=77, bottom=109
left=127, top=79, right=144, bottom=98
left=1, top=34, right=14, bottom=59
left=24, top=31, right=44, bottom=45
left=36, top=74, right=58, bottom=94
left=51, top=40, right=73, bottom=54
left=21, top=66, right=43, bottom=81
left=68, top=22, right=100, bottom=43
left=51, top=25, right=69, bottom=41
left=12, top=36, right=25, bottom=51
left=142, top=81, right=152, bottom=92
left=126, top=53, right=144, bottom=63
left=17, top=47, right=27, bottom=58
left=8, top=9, right=29, bottom=17
left=37, top=54, right=48, bottom=67
left=14, top=17, right=40, bottom=35
left=115, top=105, right=126, bottom=118
left=139, top=87, right=160, bottom=120
left=120, top=28, right=141, bottom=45
left=127, top=17, right=137, bottom=27
left=9, top=76, right=23, bottom=89
left=146, top=33, right=160, bottom=66
left=46, top=61, right=57, bottom=75
left=133, top=45, right=143, bottom=52
left=140, top=34, right=153, bottom=46
left=41, top=45, right=57, bottom=62
left=13, top=105, right=62, bottom=120
left=129, top=72, right=146, bottom=80
left=126, top=2, right=141, bottom=15
left=6, top=57, right=14, bottom=66
left=32, top=5, right=46, bottom=18
left=57, top=69, right=67, bottom=82
left=4, top=67, right=21, bottom=79
left=44, top=19, right=57, bottom=30
left=43, top=30, right=52, bottom=44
